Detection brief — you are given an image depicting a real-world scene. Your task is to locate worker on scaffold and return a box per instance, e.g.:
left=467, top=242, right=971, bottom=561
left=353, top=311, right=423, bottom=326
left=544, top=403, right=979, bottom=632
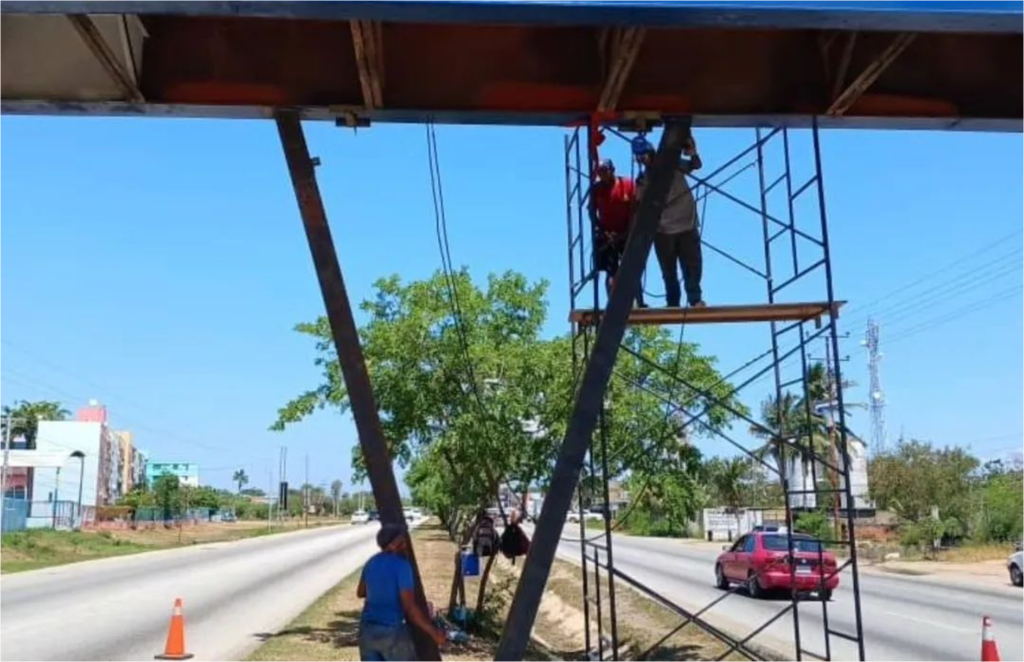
left=634, top=134, right=706, bottom=308
left=592, top=157, right=647, bottom=308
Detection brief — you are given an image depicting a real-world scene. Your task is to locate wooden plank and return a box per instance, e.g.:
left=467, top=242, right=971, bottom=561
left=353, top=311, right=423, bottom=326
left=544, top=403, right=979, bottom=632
left=350, top=20, right=383, bottom=108
left=828, top=33, right=915, bottom=116
left=597, top=26, right=646, bottom=112
left=569, top=301, right=846, bottom=326
left=66, top=14, right=144, bottom=102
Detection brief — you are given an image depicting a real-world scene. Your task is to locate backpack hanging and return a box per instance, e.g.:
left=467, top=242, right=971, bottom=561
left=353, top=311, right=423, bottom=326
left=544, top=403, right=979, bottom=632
left=500, top=523, right=531, bottom=560
left=474, top=516, right=498, bottom=557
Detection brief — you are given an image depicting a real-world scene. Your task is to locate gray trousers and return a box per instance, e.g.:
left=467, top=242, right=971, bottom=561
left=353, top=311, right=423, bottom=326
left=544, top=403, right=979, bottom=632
left=653, top=229, right=703, bottom=307
left=358, top=621, right=416, bottom=661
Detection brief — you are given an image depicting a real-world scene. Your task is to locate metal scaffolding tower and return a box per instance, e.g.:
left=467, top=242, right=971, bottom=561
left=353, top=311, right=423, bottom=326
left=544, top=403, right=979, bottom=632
left=544, top=118, right=867, bottom=661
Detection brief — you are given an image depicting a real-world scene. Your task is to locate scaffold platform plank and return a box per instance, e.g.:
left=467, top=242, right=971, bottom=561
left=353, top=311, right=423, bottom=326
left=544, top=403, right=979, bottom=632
left=569, top=301, right=845, bottom=326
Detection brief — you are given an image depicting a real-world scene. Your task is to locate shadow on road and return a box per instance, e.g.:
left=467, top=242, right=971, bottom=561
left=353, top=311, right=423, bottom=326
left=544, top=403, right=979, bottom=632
left=254, top=609, right=361, bottom=648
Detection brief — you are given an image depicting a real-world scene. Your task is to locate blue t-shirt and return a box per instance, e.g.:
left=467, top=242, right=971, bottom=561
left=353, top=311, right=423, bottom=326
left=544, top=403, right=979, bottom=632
left=360, top=552, right=414, bottom=627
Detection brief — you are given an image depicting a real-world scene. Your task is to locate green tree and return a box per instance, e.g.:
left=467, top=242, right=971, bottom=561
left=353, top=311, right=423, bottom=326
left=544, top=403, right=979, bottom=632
left=1, top=400, right=71, bottom=448
left=232, top=469, right=249, bottom=494
left=869, top=439, right=978, bottom=545
left=118, top=487, right=156, bottom=517
left=188, top=485, right=225, bottom=511
left=154, top=474, right=181, bottom=523
left=625, top=444, right=707, bottom=536
left=973, top=459, right=1023, bottom=543
left=273, top=269, right=743, bottom=609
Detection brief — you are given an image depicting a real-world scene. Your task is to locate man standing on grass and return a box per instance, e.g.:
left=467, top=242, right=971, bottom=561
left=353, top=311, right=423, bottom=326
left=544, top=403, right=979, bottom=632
left=357, top=523, right=446, bottom=660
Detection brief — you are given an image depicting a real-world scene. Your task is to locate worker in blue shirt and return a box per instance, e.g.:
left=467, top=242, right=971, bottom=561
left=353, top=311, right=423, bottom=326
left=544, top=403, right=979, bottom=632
left=357, top=523, right=446, bottom=660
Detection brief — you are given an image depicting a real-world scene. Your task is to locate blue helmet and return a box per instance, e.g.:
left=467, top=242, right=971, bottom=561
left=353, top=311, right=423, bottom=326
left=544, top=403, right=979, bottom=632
left=631, top=136, right=655, bottom=157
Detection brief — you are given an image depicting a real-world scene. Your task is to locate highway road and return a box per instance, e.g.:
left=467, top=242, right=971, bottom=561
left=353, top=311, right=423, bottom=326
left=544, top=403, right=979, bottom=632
left=0, top=524, right=380, bottom=661
left=549, top=526, right=1023, bottom=661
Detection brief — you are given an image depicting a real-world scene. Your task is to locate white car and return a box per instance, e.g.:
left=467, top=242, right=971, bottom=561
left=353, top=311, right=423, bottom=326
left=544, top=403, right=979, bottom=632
left=1009, top=549, right=1022, bottom=587
left=351, top=510, right=370, bottom=525
left=567, top=510, right=604, bottom=523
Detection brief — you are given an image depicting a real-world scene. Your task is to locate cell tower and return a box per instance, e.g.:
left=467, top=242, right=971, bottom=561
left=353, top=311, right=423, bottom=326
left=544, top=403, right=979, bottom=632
left=864, top=318, right=887, bottom=454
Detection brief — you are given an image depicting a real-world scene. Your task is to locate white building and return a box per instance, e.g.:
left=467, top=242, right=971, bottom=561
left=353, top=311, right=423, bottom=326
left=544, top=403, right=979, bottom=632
left=783, top=432, right=871, bottom=512
left=29, top=420, right=123, bottom=527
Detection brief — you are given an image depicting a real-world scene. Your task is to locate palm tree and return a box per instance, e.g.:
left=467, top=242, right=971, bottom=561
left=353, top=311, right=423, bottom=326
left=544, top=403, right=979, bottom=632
left=232, top=469, right=249, bottom=494
left=750, top=389, right=830, bottom=509
left=706, top=456, right=751, bottom=531
left=2, top=400, right=71, bottom=449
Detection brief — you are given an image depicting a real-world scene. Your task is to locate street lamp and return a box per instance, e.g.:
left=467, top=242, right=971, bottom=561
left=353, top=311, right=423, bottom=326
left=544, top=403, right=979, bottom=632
left=71, top=451, right=86, bottom=530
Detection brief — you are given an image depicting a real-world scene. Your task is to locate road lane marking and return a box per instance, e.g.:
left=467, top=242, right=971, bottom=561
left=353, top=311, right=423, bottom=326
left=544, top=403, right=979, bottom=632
left=882, top=610, right=974, bottom=633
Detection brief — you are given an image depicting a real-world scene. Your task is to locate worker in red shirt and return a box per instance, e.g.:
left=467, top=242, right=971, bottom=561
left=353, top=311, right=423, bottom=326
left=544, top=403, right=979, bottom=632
left=592, top=158, right=647, bottom=308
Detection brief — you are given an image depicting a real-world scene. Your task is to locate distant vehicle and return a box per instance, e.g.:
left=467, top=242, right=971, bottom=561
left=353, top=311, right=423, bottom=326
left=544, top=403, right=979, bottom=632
left=715, top=532, right=838, bottom=600
left=403, top=508, right=416, bottom=522
left=351, top=510, right=370, bottom=525
left=220, top=512, right=237, bottom=523
left=567, top=510, right=602, bottom=523
left=367, top=509, right=379, bottom=521
left=752, top=524, right=787, bottom=534
left=1009, top=548, right=1023, bottom=587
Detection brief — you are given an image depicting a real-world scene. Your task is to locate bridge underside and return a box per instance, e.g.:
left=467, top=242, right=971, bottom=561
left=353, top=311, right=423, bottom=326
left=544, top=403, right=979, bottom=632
left=2, top=2, right=1021, bottom=129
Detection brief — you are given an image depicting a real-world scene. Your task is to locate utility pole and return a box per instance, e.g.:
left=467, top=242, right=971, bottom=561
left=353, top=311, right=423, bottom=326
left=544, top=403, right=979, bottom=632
left=278, top=446, right=288, bottom=525
left=304, top=454, right=309, bottom=529
left=1, top=416, right=13, bottom=532
left=52, top=467, right=62, bottom=529
left=267, top=468, right=273, bottom=533
left=824, top=341, right=842, bottom=541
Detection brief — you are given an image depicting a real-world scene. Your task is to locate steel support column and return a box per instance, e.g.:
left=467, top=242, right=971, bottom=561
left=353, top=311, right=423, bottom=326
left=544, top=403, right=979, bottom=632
left=274, top=111, right=440, bottom=661
left=496, top=118, right=690, bottom=661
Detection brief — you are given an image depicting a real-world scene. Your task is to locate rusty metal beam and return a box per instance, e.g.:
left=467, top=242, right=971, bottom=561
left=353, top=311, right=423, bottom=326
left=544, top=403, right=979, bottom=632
left=598, top=26, right=646, bottom=112
left=274, top=111, right=438, bottom=660
left=495, top=118, right=691, bottom=661
left=66, top=14, right=144, bottom=102
left=350, top=19, right=384, bottom=108
left=828, top=32, right=916, bottom=116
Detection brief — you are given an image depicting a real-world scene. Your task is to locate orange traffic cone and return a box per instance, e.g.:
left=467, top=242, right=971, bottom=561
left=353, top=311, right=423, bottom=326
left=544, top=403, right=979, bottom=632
left=155, top=598, right=194, bottom=660
left=981, top=616, right=1000, bottom=662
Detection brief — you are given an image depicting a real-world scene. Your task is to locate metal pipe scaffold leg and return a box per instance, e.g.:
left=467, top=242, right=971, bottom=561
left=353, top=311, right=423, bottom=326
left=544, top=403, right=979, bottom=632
left=274, top=110, right=440, bottom=661
left=496, top=118, right=691, bottom=661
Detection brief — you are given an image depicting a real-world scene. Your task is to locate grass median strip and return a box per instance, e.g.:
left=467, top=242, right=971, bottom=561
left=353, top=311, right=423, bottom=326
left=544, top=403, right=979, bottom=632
left=248, top=523, right=749, bottom=660
left=0, top=520, right=341, bottom=574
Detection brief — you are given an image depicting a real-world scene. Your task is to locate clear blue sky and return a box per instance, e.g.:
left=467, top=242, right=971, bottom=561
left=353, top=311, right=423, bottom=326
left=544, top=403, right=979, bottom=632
left=2, top=117, right=1021, bottom=492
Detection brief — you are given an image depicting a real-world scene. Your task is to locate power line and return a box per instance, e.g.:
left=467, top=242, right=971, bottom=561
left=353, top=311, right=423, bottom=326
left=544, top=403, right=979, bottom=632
left=1, top=364, right=241, bottom=457
left=842, top=228, right=1022, bottom=318
left=882, top=285, right=1022, bottom=346
left=841, top=247, right=1022, bottom=334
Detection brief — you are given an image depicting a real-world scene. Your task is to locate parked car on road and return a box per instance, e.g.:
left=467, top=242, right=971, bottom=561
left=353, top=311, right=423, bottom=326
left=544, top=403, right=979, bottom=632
left=715, top=532, right=838, bottom=600
left=1008, top=548, right=1023, bottom=587
left=351, top=510, right=370, bottom=525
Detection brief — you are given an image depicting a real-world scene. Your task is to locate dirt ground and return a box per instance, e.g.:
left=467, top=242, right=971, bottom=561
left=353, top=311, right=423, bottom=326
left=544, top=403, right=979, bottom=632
left=248, top=524, right=747, bottom=661
left=865, top=557, right=1015, bottom=587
